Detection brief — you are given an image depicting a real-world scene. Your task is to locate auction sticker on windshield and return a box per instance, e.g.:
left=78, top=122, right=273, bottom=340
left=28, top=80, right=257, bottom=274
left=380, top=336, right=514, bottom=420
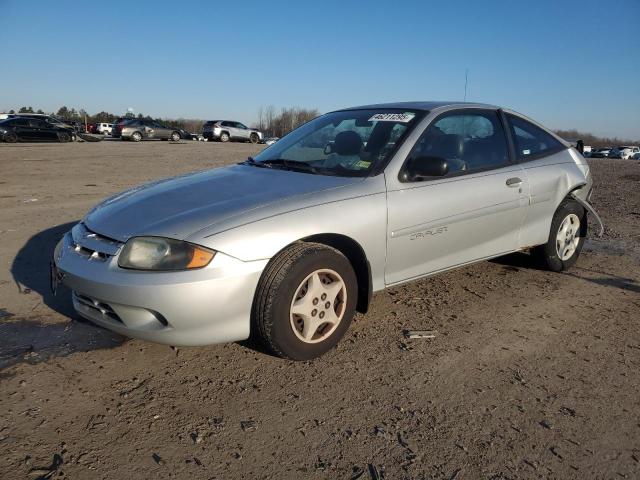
left=369, top=112, right=415, bottom=122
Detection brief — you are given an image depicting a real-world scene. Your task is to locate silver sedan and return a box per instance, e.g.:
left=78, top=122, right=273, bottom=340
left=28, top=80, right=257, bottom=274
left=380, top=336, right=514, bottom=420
left=52, top=101, right=603, bottom=360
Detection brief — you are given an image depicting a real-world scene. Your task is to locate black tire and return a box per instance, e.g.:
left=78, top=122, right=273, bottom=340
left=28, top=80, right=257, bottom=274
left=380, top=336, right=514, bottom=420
left=170, top=131, right=181, bottom=142
left=131, top=131, right=143, bottom=142
left=533, top=199, right=587, bottom=272
left=57, top=132, right=71, bottom=143
left=252, top=242, right=357, bottom=360
left=4, top=131, right=18, bottom=143
left=249, top=133, right=259, bottom=144
left=220, top=131, right=230, bottom=142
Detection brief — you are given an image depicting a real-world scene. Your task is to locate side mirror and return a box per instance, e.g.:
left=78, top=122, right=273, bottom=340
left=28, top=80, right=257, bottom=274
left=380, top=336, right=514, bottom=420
left=403, top=156, right=449, bottom=181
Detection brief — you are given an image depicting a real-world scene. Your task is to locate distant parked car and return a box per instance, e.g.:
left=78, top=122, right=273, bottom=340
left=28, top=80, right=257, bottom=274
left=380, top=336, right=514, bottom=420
left=202, top=120, right=263, bottom=143
left=590, top=148, right=612, bottom=158
left=264, top=137, right=279, bottom=146
left=0, top=117, right=75, bottom=142
left=0, top=113, right=78, bottom=133
left=119, top=119, right=183, bottom=142
left=631, top=152, right=640, bottom=160
left=96, top=123, right=113, bottom=135
left=609, top=146, right=639, bottom=159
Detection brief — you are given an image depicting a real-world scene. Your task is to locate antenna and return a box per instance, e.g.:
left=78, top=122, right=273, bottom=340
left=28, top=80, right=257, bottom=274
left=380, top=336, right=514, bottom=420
left=464, top=68, right=469, bottom=101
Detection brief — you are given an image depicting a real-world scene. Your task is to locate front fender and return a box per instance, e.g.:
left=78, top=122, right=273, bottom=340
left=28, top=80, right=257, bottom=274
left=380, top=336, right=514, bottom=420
left=194, top=191, right=389, bottom=292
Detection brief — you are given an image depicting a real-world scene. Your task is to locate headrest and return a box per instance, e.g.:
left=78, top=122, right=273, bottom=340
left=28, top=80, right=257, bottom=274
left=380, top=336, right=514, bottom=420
left=333, top=131, right=363, bottom=156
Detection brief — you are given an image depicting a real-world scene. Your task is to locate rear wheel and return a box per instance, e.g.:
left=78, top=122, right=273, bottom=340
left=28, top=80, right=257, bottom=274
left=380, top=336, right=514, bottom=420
left=4, top=131, right=18, bottom=143
left=220, top=131, right=230, bottom=142
left=131, top=131, right=142, bottom=142
left=534, top=199, right=586, bottom=271
left=249, top=133, right=259, bottom=144
left=252, top=242, right=357, bottom=360
left=170, top=131, right=180, bottom=142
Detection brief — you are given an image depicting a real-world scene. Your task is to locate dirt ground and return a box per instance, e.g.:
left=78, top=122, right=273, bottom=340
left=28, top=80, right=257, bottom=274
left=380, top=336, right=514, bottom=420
left=1, top=140, right=639, bottom=480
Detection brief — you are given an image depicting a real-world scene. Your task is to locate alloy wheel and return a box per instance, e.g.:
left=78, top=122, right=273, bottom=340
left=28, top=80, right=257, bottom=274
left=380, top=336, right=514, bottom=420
left=289, top=269, right=347, bottom=344
left=556, top=213, right=580, bottom=260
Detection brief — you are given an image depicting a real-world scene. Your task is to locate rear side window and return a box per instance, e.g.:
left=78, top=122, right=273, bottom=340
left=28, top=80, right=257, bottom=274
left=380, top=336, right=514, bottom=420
left=507, top=114, right=564, bottom=160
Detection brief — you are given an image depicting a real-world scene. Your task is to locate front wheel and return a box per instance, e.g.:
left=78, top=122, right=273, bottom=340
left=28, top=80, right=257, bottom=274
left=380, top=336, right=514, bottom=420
left=249, top=133, right=259, bottom=144
left=4, top=131, right=18, bottom=143
left=534, top=200, right=586, bottom=271
left=131, top=131, right=142, bottom=142
left=252, top=242, right=357, bottom=360
left=58, top=132, right=71, bottom=143
left=170, top=131, right=180, bottom=142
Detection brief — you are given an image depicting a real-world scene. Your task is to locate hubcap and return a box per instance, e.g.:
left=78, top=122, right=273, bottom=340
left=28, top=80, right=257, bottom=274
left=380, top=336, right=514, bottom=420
left=290, top=269, right=347, bottom=344
left=556, top=213, right=580, bottom=261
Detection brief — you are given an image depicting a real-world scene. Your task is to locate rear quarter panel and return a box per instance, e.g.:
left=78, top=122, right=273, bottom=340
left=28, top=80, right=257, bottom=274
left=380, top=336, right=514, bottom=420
left=519, top=148, right=590, bottom=247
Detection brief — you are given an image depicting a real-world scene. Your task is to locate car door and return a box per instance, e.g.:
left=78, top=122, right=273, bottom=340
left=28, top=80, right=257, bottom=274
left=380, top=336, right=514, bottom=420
left=140, top=120, right=154, bottom=139
left=223, top=121, right=238, bottom=139
left=154, top=122, right=171, bottom=139
left=385, top=109, right=529, bottom=285
left=11, top=118, right=32, bottom=140
left=219, top=121, right=233, bottom=138
left=27, top=119, right=55, bottom=141
left=235, top=122, right=250, bottom=140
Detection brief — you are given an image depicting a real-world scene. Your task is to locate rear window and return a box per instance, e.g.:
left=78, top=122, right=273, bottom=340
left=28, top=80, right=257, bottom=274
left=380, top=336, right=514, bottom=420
left=204, top=121, right=219, bottom=126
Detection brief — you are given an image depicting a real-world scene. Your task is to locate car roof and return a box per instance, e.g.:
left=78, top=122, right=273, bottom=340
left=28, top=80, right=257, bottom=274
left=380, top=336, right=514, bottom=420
left=338, top=101, right=499, bottom=112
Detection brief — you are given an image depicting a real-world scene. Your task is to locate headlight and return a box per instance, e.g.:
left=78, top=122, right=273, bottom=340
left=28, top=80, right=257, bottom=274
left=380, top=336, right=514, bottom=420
left=118, top=237, right=215, bottom=271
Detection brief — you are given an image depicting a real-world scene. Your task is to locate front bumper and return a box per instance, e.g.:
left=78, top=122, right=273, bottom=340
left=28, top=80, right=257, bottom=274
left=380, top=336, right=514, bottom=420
left=53, top=230, right=267, bottom=346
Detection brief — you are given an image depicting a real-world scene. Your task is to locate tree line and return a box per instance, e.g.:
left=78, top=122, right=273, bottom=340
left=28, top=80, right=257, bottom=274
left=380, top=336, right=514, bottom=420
left=7, top=106, right=203, bottom=132
left=6, top=105, right=320, bottom=137
left=554, top=128, right=639, bottom=148
left=6, top=106, right=636, bottom=145
left=255, top=106, right=320, bottom=138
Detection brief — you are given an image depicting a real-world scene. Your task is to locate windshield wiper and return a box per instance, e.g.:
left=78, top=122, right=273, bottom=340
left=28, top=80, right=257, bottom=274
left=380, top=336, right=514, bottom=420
left=261, top=158, right=319, bottom=174
left=240, top=156, right=273, bottom=168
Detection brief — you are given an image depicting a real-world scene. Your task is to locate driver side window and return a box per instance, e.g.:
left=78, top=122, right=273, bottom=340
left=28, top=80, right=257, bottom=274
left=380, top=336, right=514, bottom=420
left=403, top=110, right=509, bottom=182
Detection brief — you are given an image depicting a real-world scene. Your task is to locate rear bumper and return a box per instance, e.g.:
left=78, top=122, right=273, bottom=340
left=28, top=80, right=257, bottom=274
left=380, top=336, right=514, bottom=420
left=54, top=232, right=267, bottom=346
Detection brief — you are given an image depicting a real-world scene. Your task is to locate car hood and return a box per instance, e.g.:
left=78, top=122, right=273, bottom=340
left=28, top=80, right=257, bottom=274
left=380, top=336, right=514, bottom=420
left=84, top=164, right=363, bottom=242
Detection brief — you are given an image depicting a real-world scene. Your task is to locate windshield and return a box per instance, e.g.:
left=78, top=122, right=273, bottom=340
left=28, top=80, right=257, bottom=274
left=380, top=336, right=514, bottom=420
left=251, top=109, right=423, bottom=176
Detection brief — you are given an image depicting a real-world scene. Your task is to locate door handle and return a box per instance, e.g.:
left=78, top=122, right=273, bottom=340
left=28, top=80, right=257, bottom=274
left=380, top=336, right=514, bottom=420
left=506, top=177, right=523, bottom=187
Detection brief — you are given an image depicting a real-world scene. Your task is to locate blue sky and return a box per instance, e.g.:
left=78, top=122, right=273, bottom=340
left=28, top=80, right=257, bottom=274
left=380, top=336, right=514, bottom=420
left=1, top=0, right=639, bottom=138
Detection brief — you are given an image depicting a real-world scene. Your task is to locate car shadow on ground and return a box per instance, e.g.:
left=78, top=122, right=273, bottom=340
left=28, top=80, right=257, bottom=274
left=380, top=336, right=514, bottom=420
left=567, top=266, right=640, bottom=294
left=492, top=249, right=640, bottom=293
left=490, top=251, right=546, bottom=271
left=4, top=222, right=124, bottom=371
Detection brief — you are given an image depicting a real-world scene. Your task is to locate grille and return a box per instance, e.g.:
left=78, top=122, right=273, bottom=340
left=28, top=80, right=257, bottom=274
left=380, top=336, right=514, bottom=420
left=71, top=223, right=123, bottom=262
left=73, top=292, right=123, bottom=323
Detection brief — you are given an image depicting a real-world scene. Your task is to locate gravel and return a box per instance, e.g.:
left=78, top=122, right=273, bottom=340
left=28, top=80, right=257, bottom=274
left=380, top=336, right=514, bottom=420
left=0, top=141, right=639, bottom=479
